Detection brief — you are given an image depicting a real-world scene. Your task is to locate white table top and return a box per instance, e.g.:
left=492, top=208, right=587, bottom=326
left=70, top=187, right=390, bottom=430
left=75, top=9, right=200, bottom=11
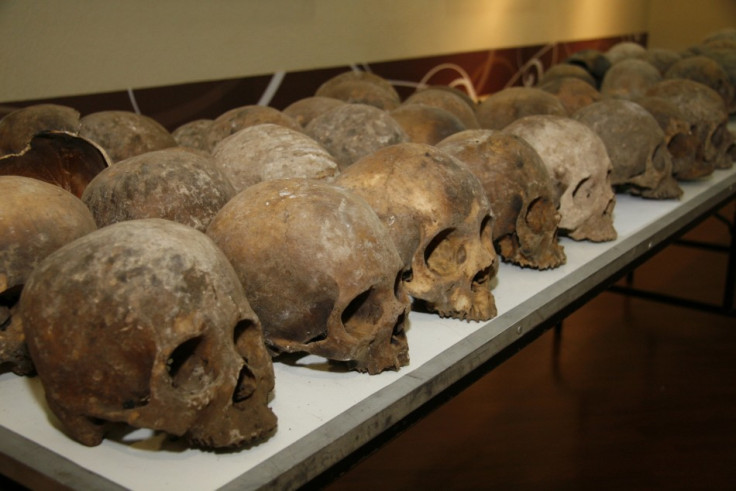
left=2, top=164, right=735, bottom=490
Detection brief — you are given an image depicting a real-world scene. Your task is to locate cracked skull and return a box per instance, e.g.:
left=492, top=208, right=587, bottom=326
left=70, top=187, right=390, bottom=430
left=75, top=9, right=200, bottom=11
left=207, top=179, right=410, bottom=375
left=19, top=218, right=277, bottom=449
left=336, top=142, right=499, bottom=321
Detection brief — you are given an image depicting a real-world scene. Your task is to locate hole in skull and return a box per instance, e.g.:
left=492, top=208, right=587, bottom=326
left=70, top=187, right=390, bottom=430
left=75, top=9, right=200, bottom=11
left=668, top=132, right=690, bottom=158
left=0, top=285, right=22, bottom=332
left=233, top=318, right=259, bottom=357
left=233, top=364, right=256, bottom=403
left=391, top=310, right=407, bottom=345
left=480, top=214, right=493, bottom=250
left=651, top=143, right=668, bottom=172
left=711, top=123, right=726, bottom=149
left=572, top=177, right=592, bottom=201
left=396, top=269, right=411, bottom=297
left=424, top=228, right=464, bottom=276
left=166, top=336, right=209, bottom=391
left=342, top=288, right=383, bottom=333
left=471, top=264, right=493, bottom=291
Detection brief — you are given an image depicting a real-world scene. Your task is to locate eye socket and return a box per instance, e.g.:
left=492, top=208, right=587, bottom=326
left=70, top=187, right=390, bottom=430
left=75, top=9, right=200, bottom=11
left=167, top=336, right=209, bottom=391
left=572, top=176, right=592, bottom=201
left=342, top=288, right=383, bottom=335
left=424, top=228, right=463, bottom=275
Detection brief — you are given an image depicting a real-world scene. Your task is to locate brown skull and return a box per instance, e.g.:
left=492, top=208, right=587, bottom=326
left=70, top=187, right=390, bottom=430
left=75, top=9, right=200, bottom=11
left=600, top=58, right=662, bottom=99
left=81, top=147, right=236, bottom=231
left=282, top=97, right=347, bottom=128
left=477, top=87, right=567, bottom=130
left=403, top=87, right=481, bottom=129
left=336, top=142, right=499, bottom=321
left=647, top=79, right=733, bottom=170
left=305, top=103, right=408, bottom=170
left=207, top=179, right=410, bottom=375
left=19, top=218, right=276, bottom=449
left=664, top=55, right=736, bottom=113
left=438, top=129, right=566, bottom=269
left=390, top=103, right=466, bottom=145
left=0, top=104, right=80, bottom=157
left=573, top=98, right=682, bottom=199
left=633, top=95, right=705, bottom=180
left=172, top=119, right=214, bottom=153
left=79, top=110, right=177, bottom=163
left=206, top=105, right=302, bottom=151
left=504, top=115, right=617, bottom=242
left=1, top=176, right=97, bottom=376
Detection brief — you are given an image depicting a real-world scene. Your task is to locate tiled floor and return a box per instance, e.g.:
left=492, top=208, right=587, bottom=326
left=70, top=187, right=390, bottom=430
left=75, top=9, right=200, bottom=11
left=321, top=201, right=736, bottom=490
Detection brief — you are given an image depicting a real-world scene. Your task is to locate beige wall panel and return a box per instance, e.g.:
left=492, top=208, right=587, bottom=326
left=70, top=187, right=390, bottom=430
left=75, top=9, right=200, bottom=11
left=1, top=0, right=649, bottom=101
left=647, top=0, right=736, bottom=51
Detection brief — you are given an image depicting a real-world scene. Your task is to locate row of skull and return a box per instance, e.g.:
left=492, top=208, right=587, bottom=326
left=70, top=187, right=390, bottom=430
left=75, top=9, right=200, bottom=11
left=1, top=29, right=735, bottom=450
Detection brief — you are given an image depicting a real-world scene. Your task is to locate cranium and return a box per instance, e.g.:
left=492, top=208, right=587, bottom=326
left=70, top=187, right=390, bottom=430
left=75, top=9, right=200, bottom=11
left=605, top=41, right=647, bottom=65
left=0, top=104, right=80, bottom=157
left=647, top=78, right=733, bottom=170
left=315, top=70, right=401, bottom=108
left=438, top=129, right=566, bottom=270
left=573, top=98, right=682, bottom=199
left=504, top=115, right=617, bottom=242
left=633, top=95, right=706, bottom=180
left=538, top=64, right=597, bottom=88
left=172, top=119, right=214, bottom=153
left=600, top=58, right=662, bottom=99
left=403, top=87, right=480, bottom=129
left=206, top=105, right=302, bottom=151
left=81, top=147, right=236, bottom=232
left=79, top=110, right=177, bottom=163
left=477, top=87, right=567, bottom=130
left=0, top=131, right=109, bottom=198
left=538, top=76, right=602, bottom=114
left=207, top=179, right=410, bottom=375
left=664, top=55, right=736, bottom=113
left=1, top=176, right=97, bottom=376
left=211, top=123, right=339, bottom=192
left=390, top=103, right=466, bottom=145
left=564, top=49, right=611, bottom=88
left=336, top=142, right=499, bottom=321
left=305, top=103, right=408, bottom=170
left=282, top=96, right=346, bottom=128
left=19, top=218, right=277, bottom=449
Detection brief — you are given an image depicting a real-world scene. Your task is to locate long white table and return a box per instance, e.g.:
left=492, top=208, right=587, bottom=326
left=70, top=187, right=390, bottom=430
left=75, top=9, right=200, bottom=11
left=1, top=163, right=735, bottom=490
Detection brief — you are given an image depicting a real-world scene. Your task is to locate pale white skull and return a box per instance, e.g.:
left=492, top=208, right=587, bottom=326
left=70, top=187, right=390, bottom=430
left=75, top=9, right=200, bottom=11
left=504, top=115, right=617, bottom=242
left=573, top=98, right=682, bottom=199
left=19, top=218, right=276, bottom=449
left=336, top=142, right=499, bottom=321
left=207, top=179, right=410, bottom=374
left=211, top=123, right=339, bottom=192
left=438, top=130, right=566, bottom=270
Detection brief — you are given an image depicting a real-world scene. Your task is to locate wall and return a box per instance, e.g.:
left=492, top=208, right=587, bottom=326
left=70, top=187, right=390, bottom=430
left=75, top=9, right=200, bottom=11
left=646, top=0, right=736, bottom=50
left=0, top=0, right=650, bottom=102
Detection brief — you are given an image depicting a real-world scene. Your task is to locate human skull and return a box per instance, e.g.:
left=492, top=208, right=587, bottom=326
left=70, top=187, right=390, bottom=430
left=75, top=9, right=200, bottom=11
left=305, top=103, right=408, bottom=170
left=282, top=96, right=346, bottom=128
left=538, top=64, right=597, bottom=88
left=0, top=131, right=109, bottom=198
left=19, top=218, right=276, bottom=449
left=504, top=115, right=617, bottom=242
left=207, top=179, right=410, bottom=375
left=605, top=41, right=648, bottom=65
left=211, top=123, right=339, bottom=192
left=438, top=130, right=566, bottom=270
left=336, top=142, right=498, bottom=321
left=79, top=111, right=177, bottom=163
left=390, top=103, right=466, bottom=145
left=477, top=87, right=567, bottom=130
left=172, top=119, right=214, bottom=152
left=538, top=76, right=602, bottom=114
left=403, top=87, right=481, bottom=129
left=573, top=98, right=682, bottom=199
left=1, top=176, right=97, bottom=376
left=564, top=49, right=611, bottom=88
left=664, top=55, right=736, bottom=113
left=633, top=95, right=706, bottom=180
left=81, top=147, right=236, bottom=231
left=0, top=104, right=80, bottom=157
left=315, top=70, right=401, bottom=108
left=600, top=58, right=662, bottom=99
left=206, top=105, right=302, bottom=151
left=647, top=78, right=733, bottom=170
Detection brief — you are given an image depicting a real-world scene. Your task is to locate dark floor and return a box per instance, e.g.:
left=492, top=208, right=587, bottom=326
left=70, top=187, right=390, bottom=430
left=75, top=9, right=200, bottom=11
left=1, top=202, right=734, bottom=491
left=322, top=200, right=736, bottom=491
